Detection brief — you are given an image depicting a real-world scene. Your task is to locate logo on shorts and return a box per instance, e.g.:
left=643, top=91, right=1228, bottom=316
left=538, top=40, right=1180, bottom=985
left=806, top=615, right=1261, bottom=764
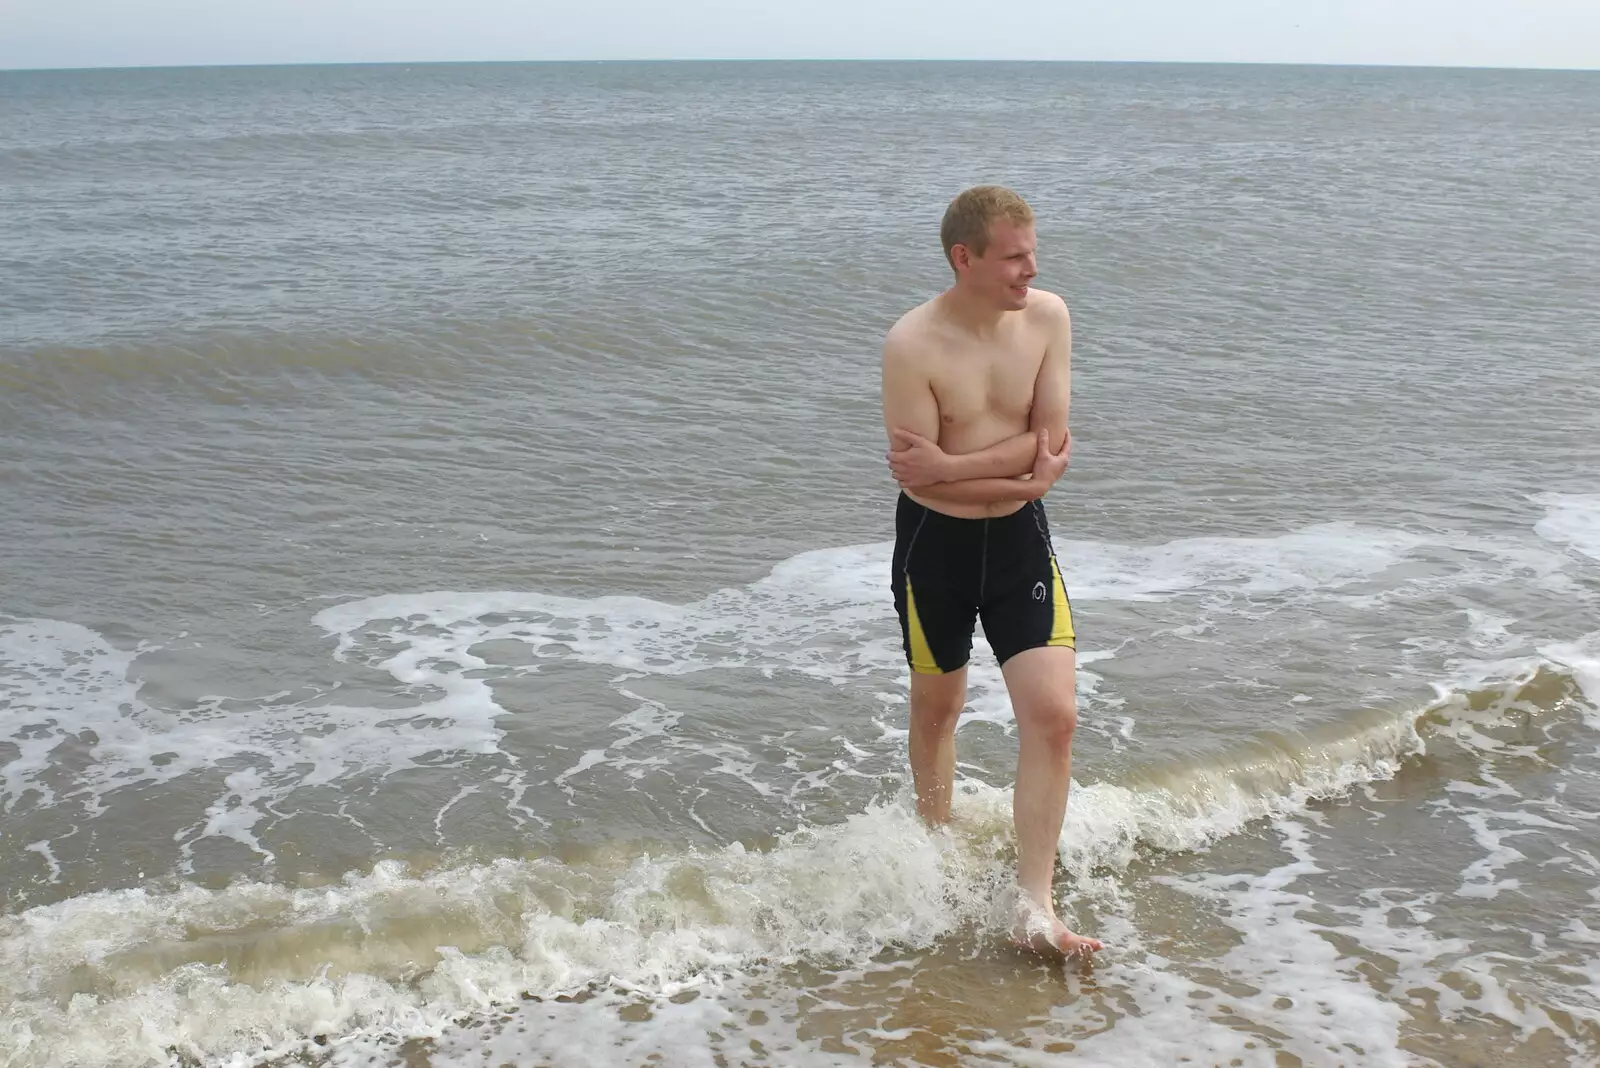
left=1032, top=581, right=1048, bottom=602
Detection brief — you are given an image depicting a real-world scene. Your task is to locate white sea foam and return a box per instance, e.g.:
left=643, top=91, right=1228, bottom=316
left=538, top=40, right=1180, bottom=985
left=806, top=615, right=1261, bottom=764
left=1159, top=820, right=1411, bottom=1066
left=1542, top=632, right=1600, bottom=725
left=1535, top=492, right=1600, bottom=564
left=0, top=703, right=1590, bottom=1065
left=309, top=521, right=1443, bottom=677
left=344, top=800, right=1600, bottom=1068
left=1038, top=805, right=1598, bottom=1068
left=307, top=518, right=1548, bottom=747
left=1065, top=521, right=1426, bottom=601
left=0, top=684, right=1472, bottom=1068
left=0, top=619, right=147, bottom=814
left=0, top=617, right=525, bottom=866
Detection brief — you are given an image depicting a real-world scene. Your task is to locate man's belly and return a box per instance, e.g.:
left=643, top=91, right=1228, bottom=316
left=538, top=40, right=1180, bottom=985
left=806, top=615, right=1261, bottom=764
left=903, top=490, right=1029, bottom=520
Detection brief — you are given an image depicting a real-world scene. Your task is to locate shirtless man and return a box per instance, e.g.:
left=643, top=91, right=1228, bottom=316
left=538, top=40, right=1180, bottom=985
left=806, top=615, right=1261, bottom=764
left=881, top=185, right=1102, bottom=958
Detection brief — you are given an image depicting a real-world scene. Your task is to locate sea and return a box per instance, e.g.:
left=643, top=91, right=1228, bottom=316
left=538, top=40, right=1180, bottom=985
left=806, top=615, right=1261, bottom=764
left=2, top=60, right=1598, bottom=1068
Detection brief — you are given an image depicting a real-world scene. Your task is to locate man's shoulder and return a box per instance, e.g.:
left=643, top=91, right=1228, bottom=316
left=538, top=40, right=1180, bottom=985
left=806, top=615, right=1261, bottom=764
left=1024, top=287, right=1070, bottom=323
left=883, top=298, right=941, bottom=361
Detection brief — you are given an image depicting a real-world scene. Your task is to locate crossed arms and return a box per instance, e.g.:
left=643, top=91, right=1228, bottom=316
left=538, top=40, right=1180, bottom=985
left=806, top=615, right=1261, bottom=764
left=880, top=308, right=1072, bottom=505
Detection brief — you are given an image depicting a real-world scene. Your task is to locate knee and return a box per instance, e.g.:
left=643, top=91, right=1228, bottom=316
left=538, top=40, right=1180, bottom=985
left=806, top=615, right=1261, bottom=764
left=911, top=690, right=965, bottom=733
left=1029, top=697, right=1078, bottom=757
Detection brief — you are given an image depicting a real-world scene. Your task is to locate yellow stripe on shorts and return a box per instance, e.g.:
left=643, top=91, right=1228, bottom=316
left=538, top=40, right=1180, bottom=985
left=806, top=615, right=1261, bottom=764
left=905, top=578, right=944, bottom=674
left=1048, top=557, right=1076, bottom=649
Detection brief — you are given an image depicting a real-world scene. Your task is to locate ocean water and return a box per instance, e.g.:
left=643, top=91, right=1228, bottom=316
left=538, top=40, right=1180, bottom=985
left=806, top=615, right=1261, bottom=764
left=2, top=60, right=1599, bottom=1067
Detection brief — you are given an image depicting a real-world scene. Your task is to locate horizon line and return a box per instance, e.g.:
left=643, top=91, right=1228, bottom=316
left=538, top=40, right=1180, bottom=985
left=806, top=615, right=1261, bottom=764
left=4, top=56, right=1598, bottom=75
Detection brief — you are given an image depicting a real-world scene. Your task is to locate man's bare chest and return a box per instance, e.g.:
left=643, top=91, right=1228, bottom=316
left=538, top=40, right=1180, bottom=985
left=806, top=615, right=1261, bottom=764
left=927, top=343, right=1045, bottom=428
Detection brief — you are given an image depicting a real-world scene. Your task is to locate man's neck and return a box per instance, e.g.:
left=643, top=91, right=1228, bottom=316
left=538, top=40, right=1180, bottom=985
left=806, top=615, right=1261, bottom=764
left=936, top=286, right=1010, bottom=340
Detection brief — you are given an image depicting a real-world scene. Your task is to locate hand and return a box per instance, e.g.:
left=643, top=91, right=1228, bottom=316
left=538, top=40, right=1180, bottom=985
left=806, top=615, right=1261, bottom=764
left=886, top=428, right=950, bottom=488
left=1030, top=427, right=1071, bottom=489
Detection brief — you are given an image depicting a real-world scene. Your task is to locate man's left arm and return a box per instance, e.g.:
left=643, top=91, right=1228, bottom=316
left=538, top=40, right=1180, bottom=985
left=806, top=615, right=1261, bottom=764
left=1029, top=298, right=1072, bottom=461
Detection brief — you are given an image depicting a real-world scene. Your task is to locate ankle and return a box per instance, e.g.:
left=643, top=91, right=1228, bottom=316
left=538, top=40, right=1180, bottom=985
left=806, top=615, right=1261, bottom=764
left=1018, top=883, right=1054, bottom=911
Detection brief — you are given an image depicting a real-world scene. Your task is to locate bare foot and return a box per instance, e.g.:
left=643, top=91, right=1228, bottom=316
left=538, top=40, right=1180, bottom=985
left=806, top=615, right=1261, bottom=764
left=1010, top=900, right=1104, bottom=960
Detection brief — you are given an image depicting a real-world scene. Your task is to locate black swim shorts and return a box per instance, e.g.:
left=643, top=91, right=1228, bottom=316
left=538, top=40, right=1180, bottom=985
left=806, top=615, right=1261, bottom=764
left=891, top=492, right=1076, bottom=674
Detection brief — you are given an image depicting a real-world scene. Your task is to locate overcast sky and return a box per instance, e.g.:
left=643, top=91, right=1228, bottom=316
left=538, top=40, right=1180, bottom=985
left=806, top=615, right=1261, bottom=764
left=4, top=0, right=1598, bottom=71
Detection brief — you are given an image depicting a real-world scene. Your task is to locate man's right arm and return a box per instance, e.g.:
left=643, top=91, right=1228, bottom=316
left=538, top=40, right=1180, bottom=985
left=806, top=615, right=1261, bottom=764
left=904, top=430, right=1036, bottom=482
left=910, top=430, right=1064, bottom=504
left=881, top=331, right=942, bottom=445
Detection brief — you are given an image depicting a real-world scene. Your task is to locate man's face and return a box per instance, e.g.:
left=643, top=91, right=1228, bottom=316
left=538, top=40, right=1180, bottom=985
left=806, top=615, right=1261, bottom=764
left=958, top=221, right=1038, bottom=310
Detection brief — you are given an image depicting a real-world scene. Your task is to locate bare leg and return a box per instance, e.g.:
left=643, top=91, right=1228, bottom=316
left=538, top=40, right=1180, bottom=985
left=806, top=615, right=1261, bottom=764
left=908, top=667, right=967, bottom=825
left=1002, top=646, right=1103, bottom=957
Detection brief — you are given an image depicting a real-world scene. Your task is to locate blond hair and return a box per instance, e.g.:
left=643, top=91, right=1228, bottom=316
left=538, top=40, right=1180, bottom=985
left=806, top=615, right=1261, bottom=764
left=940, top=185, right=1034, bottom=268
